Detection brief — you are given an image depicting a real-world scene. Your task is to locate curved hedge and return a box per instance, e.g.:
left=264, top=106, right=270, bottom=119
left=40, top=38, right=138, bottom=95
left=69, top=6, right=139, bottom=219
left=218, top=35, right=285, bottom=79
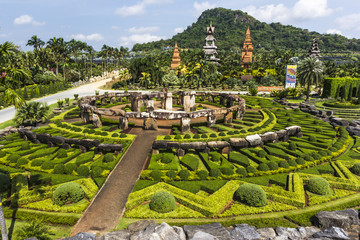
left=53, top=182, right=85, bottom=206
left=234, top=183, right=267, bottom=207
left=149, top=191, right=176, bottom=213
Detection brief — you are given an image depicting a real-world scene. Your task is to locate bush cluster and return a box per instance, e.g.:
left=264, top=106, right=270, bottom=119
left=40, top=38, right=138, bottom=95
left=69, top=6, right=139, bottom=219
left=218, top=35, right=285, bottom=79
left=103, top=153, right=114, bottom=163
left=350, top=163, right=360, bottom=176
left=234, top=183, right=267, bottom=207
left=53, top=182, right=85, bottom=206
left=149, top=191, right=176, bottom=213
left=307, top=177, right=331, bottom=195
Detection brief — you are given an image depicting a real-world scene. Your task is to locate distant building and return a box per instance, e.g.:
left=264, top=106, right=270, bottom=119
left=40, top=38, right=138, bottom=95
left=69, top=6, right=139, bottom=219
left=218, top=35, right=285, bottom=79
left=203, top=22, right=219, bottom=64
left=309, top=38, right=321, bottom=58
left=170, top=42, right=182, bottom=69
left=241, top=27, right=254, bottom=69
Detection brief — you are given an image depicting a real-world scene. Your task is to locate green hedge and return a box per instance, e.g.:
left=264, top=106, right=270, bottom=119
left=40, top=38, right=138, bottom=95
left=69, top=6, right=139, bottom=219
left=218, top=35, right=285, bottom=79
left=180, top=154, right=199, bottom=171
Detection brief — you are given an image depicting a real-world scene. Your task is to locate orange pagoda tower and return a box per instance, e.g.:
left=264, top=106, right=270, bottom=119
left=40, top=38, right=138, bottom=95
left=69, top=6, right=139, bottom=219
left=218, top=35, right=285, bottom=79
left=170, top=42, right=182, bottom=69
left=241, top=27, right=254, bottom=68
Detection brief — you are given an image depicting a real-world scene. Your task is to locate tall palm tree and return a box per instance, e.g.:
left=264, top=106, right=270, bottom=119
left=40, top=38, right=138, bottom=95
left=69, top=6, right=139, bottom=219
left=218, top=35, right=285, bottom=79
left=26, top=35, right=44, bottom=59
left=46, top=37, right=67, bottom=75
left=297, top=57, right=324, bottom=102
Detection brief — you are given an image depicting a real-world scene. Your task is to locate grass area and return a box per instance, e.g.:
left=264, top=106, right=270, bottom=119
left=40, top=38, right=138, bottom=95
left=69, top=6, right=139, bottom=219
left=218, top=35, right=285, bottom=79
left=2, top=218, right=71, bottom=239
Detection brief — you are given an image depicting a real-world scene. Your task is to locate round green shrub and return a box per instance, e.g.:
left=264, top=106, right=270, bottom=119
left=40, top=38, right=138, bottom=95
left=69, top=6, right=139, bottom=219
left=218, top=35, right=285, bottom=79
left=112, top=133, right=119, bottom=137
left=312, top=153, right=321, bottom=160
left=329, top=147, right=337, bottom=152
left=103, top=153, right=114, bottom=163
left=227, top=131, right=234, bottom=136
left=304, top=155, right=314, bottom=161
left=257, top=150, right=267, bottom=158
left=240, top=129, right=246, bottom=133
left=120, top=133, right=127, bottom=138
left=309, top=135, right=317, bottom=142
left=53, top=164, right=65, bottom=174
left=209, top=152, right=221, bottom=162
left=246, top=166, right=257, bottom=174
left=210, top=133, right=217, bottom=138
left=350, top=163, right=360, bottom=176
left=197, top=170, right=209, bottom=180
left=91, top=166, right=103, bottom=177
left=220, top=167, right=234, bottom=175
left=31, top=159, right=44, bottom=167
left=236, top=168, right=247, bottom=177
left=267, top=162, right=279, bottom=170
left=193, top=134, right=200, bottom=139
left=209, top=168, right=221, bottom=178
left=149, top=191, right=176, bottom=213
left=318, top=150, right=328, bottom=157
left=150, top=170, right=162, bottom=181
left=0, top=173, right=10, bottom=193
left=219, top=132, right=226, bottom=136
left=57, top=149, right=67, bottom=158
left=166, top=170, right=176, bottom=179
left=279, top=161, right=289, bottom=168
left=41, top=161, right=54, bottom=170
left=76, top=165, right=89, bottom=176
left=178, top=169, right=190, bottom=180
left=16, top=158, right=28, bottom=167
left=296, top=157, right=305, bottom=165
left=201, top=134, right=208, bottom=138
left=164, top=135, right=171, bottom=140
left=288, top=142, right=297, bottom=151
left=0, top=150, right=5, bottom=158
left=184, top=134, right=191, bottom=139
left=64, top=163, right=77, bottom=174
left=248, top=128, right=255, bottom=132
left=288, top=159, right=297, bottom=167
left=8, top=154, right=20, bottom=163
left=307, top=177, right=331, bottom=195
left=174, top=134, right=182, bottom=140
left=53, top=182, right=85, bottom=206
left=288, top=117, right=294, bottom=122
left=21, top=142, right=30, bottom=150
left=234, top=183, right=267, bottom=207
left=257, top=163, right=269, bottom=171
left=161, top=154, right=172, bottom=164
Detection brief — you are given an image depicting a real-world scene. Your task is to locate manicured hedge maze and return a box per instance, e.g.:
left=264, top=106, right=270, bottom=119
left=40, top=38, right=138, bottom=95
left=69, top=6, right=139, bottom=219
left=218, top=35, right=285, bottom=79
left=124, top=96, right=360, bottom=227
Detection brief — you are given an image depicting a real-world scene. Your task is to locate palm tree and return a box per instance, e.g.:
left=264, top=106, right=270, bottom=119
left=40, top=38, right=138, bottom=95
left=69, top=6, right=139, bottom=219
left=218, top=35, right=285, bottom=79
left=26, top=35, right=44, bottom=59
left=46, top=37, right=67, bottom=75
left=297, top=57, right=324, bottom=102
left=14, top=101, right=50, bottom=126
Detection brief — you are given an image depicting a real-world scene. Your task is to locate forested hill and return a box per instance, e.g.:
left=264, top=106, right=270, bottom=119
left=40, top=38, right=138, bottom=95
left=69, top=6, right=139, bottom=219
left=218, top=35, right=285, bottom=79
left=132, top=7, right=360, bottom=52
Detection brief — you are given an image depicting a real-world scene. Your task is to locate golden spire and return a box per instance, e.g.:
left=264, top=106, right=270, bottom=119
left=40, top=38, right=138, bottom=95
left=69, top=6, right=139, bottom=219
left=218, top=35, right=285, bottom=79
left=241, top=27, right=254, bottom=68
left=171, top=42, right=181, bottom=69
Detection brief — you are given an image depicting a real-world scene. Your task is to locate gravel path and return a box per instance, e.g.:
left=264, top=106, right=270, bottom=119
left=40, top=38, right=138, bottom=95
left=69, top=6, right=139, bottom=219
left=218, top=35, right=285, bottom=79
left=70, top=127, right=170, bottom=235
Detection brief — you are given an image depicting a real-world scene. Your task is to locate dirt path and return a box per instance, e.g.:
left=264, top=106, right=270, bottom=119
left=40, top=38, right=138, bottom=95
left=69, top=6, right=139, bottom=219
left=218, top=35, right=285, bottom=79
left=71, top=127, right=170, bottom=235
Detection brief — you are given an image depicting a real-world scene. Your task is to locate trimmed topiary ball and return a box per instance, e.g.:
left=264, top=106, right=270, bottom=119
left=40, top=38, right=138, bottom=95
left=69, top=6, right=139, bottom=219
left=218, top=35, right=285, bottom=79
left=219, top=132, right=226, bottom=136
left=309, top=135, right=317, bottom=142
left=257, top=150, right=267, bottom=158
left=209, top=133, right=217, bottom=138
left=166, top=170, right=176, bottom=179
left=160, top=154, right=172, bottom=164
left=197, top=170, right=209, bottom=180
left=236, top=167, right=247, bottom=177
left=350, top=163, right=360, bottom=176
left=103, top=153, right=114, bottom=163
left=53, top=164, right=65, bottom=174
left=64, top=163, right=76, bottom=174
left=178, top=169, right=190, bottom=180
left=149, top=191, right=176, bottom=213
left=16, top=158, right=28, bottom=167
left=57, top=149, right=67, bottom=158
left=184, top=134, right=191, bottom=139
left=307, top=177, right=331, bottom=195
left=21, top=142, right=30, bottom=150
left=91, top=166, right=103, bottom=178
left=234, top=183, right=267, bottom=207
left=209, top=168, right=221, bottom=178
left=267, top=162, right=279, bottom=170
left=296, top=157, right=305, bottom=165
left=288, top=159, right=297, bottom=167
left=150, top=170, right=162, bottom=181
left=164, top=135, right=172, bottom=140
left=279, top=161, right=289, bottom=168
left=257, top=163, right=269, bottom=171
left=246, top=166, right=257, bottom=173
left=76, top=165, right=89, bottom=176
left=220, top=167, right=234, bottom=175
left=304, top=155, right=314, bottom=161
left=175, top=134, right=182, bottom=140
left=193, top=134, right=200, bottom=139
left=53, top=182, right=85, bottom=206
left=7, top=154, right=20, bottom=163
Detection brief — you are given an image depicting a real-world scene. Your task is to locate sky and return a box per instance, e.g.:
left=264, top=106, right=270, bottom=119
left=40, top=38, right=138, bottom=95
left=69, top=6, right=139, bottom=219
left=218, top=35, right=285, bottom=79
left=1, top=0, right=359, bottom=51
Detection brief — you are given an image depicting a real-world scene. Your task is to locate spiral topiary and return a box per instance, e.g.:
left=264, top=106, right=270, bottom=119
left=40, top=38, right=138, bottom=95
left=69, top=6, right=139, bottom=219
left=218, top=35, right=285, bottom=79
left=234, top=183, right=267, bottom=207
left=149, top=191, right=176, bottom=213
left=53, top=182, right=85, bottom=206
left=307, top=177, right=331, bottom=195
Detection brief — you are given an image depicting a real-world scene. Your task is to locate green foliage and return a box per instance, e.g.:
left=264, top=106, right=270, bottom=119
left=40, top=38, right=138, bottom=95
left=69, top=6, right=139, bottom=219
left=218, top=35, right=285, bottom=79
left=149, top=191, right=176, bottom=213
left=236, top=167, right=247, bottom=177
left=220, top=167, right=234, bottom=175
left=14, top=101, right=50, bottom=126
left=350, top=163, right=360, bottom=176
left=16, top=220, right=52, bottom=240
left=209, top=152, right=222, bottom=162
left=8, top=153, right=21, bottom=163
left=21, top=141, right=30, bottom=150
left=296, top=157, right=305, bottom=165
left=53, top=164, right=65, bottom=174
left=289, top=142, right=297, bottom=151
left=229, top=152, right=250, bottom=167
left=279, top=161, right=290, bottom=168
left=161, top=154, right=173, bottom=164
left=41, top=161, right=55, bottom=170
left=57, top=149, right=67, bottom=158
left=16, top=157, right=29, bottom=167
left=64, top=163, right=76, bottom=174
left=0, top=172, right=10, bottom=193
left=197, top=170, right=209, bottom=180
left=257, top=163, right=269, bottom=171
left=91, top=166, right=103, bottom=178
left=267, top=161, right=279, bottom=170
left=76, top=165, right=89, bottom=176
left=166, top=170, right=176, bottom=179
left=246, top=166, right=257, bottom=173
left=184, top=134, right=191, bottom=139
left=164, top=135, right=172, bottom=140
left=75, top=152, right=94, bottom=165
left=234, top=183, right=267, bottom=207
left=53, top=182, right=85, bottom=206
left=103, top=153, right=114, bottom=163
left=178, top=169, right=190, bottom=180
left=307, top=177, right=331, bottom=195
left=0, top=150, right=5, bottom=158
left=181, top=154, right=199, bottom=171
left=150, top=170, right=162, bottom=181
left=209, top=168, right=221, bottom=177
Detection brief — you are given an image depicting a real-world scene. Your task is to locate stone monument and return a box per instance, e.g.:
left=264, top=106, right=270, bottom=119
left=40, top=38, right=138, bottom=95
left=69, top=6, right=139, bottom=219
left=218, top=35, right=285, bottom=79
left=170, top=42, right=182, bottom=69
left=203, top=22, right=219, bottom=64
left=241, top=27, right=254, bottom=68
left=309, top=38, right=321, bottom=58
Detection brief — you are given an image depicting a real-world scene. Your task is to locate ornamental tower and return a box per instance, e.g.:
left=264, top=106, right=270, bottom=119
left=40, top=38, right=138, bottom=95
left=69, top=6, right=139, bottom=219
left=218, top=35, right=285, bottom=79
left=170, top=42, right=182, bottom=69
left=309, top=38, right=321, bottom=58
left=203, top=22, right=219, bottom=64
left=241, top=27, right=254, bottom=68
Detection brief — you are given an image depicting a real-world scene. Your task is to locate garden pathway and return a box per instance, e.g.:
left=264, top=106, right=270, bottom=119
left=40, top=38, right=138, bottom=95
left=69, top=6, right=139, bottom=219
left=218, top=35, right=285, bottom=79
left=71, top=127, right=170, bottom=235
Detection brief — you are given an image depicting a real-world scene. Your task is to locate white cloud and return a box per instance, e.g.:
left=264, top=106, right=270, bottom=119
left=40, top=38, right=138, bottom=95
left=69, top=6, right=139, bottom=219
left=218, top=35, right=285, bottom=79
left=115, top=3, right=146, bottom=16
left=174, top=27, right=184, bottom=34
left=243, top=0, right=333, bottom=24
left=121, top=34, right=164, bottom=46
left=115, top=0, right=173, bottom=17
left=13, top=14, right=45, bottom=26
left=194, top=1, right=216, bottom=16
left=335, top=14, right=360, bottom=32
left=71, top=33, right=104, bottom=42
left=111, top=26, right=120, bottom=30
left=326, top=29, right=342, bottom=35
left=128, top=26, right=159, bottom=33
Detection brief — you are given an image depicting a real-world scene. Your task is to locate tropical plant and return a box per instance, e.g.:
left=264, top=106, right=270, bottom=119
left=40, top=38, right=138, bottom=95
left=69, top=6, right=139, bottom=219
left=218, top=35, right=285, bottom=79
left=15, top=220, right=52, bottom=240
left=14, top=101, right=50, bottom=126
left=297, top=57, right=324, bottom=102
left=57, top=98, right=64, bottom=109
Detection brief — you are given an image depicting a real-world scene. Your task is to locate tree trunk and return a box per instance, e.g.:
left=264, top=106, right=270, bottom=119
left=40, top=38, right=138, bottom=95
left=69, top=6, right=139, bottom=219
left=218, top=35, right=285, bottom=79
left=0, top=196, right=9, bottom=240
left=306, top=83, right=310, bottom=102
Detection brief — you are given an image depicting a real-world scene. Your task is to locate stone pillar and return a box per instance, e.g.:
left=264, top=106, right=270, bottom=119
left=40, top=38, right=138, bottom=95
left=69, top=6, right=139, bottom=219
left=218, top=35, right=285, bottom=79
left=119, top=116, right=128, bottom=130
left=90, top=99, right=96, bottom=106
left=227, top=97, right=234, bottom=107
left=207, top=115, right=216, bottom=127
left=92, top=113, right=102, bottom=128
left=177, top=148, right=185, bottom=157
left=143, top=118, right=158, bottom=130
left=147, top=99, right=154, bottom=108
left=101, top=98, right=107, bottom=105
left=110, top=97, right=116, bottom=104
left=132, top=98, right=142, bottom=112
left=235, top=110, right=243, bottom=120
left=224, top=112, right=233, bottom=124
left=183, top=95, right=191, bottom=113
left=181, top=117, right=191, bottom=133
left=220, top=96, right=225, bottom=106
left=208, top=95, right=213, bottom=103
left=165, top=92, right=173, bottom=111
left=190, top=91, right=196, bottom=111
left=81, top=110, right=91, bottom=123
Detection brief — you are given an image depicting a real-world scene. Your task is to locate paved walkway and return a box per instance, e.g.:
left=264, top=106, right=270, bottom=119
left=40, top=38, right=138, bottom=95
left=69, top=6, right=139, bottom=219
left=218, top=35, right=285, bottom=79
left=71, top=127, right=170, bottom=235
